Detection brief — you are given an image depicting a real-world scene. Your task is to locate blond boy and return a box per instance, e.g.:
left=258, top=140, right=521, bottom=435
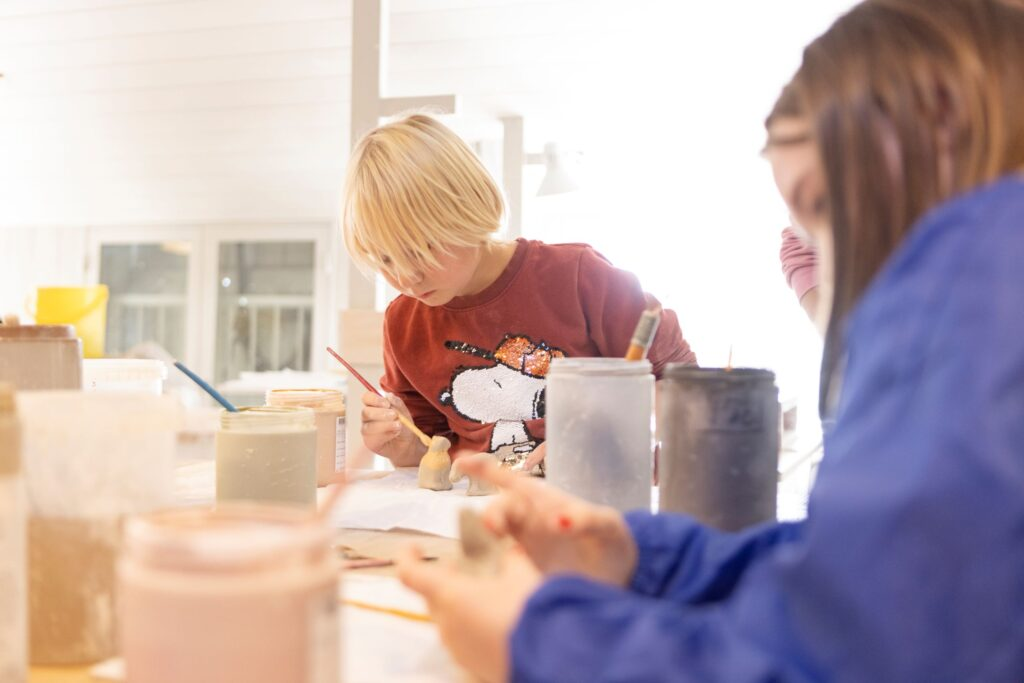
left=343, top=114, right=696, bottom=467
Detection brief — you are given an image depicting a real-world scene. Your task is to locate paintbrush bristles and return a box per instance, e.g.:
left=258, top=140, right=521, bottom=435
left=625, top=308, right=662, bottom=361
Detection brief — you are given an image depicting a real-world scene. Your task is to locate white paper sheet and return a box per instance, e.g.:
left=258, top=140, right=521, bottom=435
left=175, top=461, right=491, bottom=539
left=332, top=468, right=490, bottom=539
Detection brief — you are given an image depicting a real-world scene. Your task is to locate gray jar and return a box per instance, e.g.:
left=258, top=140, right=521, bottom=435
left=657, top=366, right=779, bottom=531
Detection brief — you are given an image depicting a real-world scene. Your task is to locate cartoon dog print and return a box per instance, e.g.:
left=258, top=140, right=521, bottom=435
left=439, top=334, right=565, bottom=458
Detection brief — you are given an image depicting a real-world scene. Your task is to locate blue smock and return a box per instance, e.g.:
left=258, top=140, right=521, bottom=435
left=512, top=176, right=1024, bottom=682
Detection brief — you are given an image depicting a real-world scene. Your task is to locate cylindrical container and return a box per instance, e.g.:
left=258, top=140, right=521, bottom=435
left=119, top=505, right=340, bottom=683
left=658, top=366, right=780, bottom=531
left=0, top=384, right=26, bottom=683
left=216, top=407, right=317, bottom=508
left=18, top=392, right=179, bottom=665
left=33, top=285, right=109, bottom=359
left=83, top=359, right=167, bottom=395
left=0, top=320, right=82, bottom=391
left=545, top=358, right=654, bottom=512
left=266, top=389, right=346, bottom=486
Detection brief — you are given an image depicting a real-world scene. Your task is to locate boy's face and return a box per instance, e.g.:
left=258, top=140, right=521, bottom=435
left=381, top=243, right=483, bottom=306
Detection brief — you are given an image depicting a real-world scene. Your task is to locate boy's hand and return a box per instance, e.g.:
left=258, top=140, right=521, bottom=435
left=360, top=392, right=425, bottom=464
left=458, top=458, right=638, bottom=587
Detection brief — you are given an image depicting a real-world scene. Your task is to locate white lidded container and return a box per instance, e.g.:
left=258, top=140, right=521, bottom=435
left=216, top=407, right=317, bottom=508
left=265, top=389, right=346, bottom=486
left=545, top=358, right=654, bottom=512
left=119, top=504, right=340, bottom=683
left=0, top=383, right=26, bottom=683
left=18, top=391, right=179, bottom=665
left=83, top=359, right=167, bottom=395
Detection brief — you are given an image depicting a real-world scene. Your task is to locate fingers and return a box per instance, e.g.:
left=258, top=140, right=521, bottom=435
left=362, top=405, right=399, bottom=424
left=396, top=544, right=449, bottom=604
left=459, top=457, right=526, bottom=490
left=523, top=442, right=547, bottom=470
left=362, top=391, right=390, bottom=408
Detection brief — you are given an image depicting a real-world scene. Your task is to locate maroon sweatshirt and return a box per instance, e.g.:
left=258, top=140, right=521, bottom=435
left=380, top=239, right=697, bottom=457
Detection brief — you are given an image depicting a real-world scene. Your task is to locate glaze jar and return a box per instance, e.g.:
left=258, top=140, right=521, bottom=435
left=266, top=389, right=346, bottom=485
left=119, top=505, right=340, bottom=683
left=216, top=407, right=317, bottom=507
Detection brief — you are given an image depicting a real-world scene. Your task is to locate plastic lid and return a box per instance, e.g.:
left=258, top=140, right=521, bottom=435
left=125, top=504, right=332, bottom=572
left=662, top=365, right=776, bottom=383
left=547, top=357, right=653, bottom=376
left=220, top=405, right=316, bottom=431
left=0, top=322, right=77, bottom=340
left=265, top=388, right=345, bottom=411
left=83, top=359, right=168, bottom=383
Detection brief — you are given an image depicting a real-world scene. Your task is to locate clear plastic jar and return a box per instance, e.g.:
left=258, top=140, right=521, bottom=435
left=18, top=392, right=179, bottom=665
left=216, top=407, right=317, bottom=508
left=545, top=358, right=654, bottom=512
left=266, top=389, right=346, bottom=486
left=0, top=383, right=26, bottom=683
left=119, top=505, right=340, bottom=683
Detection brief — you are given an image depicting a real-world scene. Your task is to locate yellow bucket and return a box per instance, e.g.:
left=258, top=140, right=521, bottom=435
left=33, top=286, right=110, bottom=359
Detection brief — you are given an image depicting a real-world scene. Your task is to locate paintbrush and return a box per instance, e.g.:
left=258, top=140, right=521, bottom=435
left=625, top=306, right=662, bottom=361
left=174, top=361, right=238, bottom=412
left=326, top=347, right=453, bottom=490
left=325, top=346, right=431, bottom=448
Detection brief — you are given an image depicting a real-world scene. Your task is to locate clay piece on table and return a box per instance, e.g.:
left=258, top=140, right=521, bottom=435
left=457, top=508, right=502, bottom=576
left=417, top=435, right=453, bottom=491
left=449, top=452, right=499, bottom=496
left=493, top=442, right=545, bottom=477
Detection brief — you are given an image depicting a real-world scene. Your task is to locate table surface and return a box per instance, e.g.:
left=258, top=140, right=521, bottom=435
left=27, top=528, right=460, bottom=683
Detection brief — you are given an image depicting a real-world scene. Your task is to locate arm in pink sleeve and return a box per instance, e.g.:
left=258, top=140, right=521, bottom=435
left=780, top=227, right=819, bottom=302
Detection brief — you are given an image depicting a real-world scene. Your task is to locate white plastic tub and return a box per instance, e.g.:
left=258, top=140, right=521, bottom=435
left=83, top=359, right=167, bottom=395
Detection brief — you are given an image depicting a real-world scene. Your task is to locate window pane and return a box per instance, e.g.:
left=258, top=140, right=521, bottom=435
left=214, top=242, right=315, bottom=383
left=99, top=243, right=189, bottom=359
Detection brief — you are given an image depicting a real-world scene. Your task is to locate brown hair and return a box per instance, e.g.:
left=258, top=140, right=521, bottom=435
left=780, top=0, right=1024, bottom=413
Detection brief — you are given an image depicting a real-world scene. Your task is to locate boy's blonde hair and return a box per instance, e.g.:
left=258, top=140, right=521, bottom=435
left=342, top=114, right=506, bottom=280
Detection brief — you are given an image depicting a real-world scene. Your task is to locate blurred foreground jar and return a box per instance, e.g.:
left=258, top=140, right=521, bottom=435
left=120, top=505, right=340, bottom=683
left=657, top=366, right=780, bottom=531
left=0, top=383, right=26, bottom=683
left=19, top=392, right=179, bottom=664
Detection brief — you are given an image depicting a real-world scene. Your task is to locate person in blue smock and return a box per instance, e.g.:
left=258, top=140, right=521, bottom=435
left=396, top=0, right=1024, bottom=681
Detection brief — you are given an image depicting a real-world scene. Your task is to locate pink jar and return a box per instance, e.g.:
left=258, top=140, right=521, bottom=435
left=119, top=505, right=340, bottom=683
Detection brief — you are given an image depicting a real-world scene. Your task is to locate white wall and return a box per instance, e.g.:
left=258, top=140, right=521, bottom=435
left=0, top=0, right=858, bottom=405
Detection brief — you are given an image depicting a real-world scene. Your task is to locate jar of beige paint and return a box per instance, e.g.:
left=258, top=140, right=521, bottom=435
left=216, top=407, right=317, bottom=508
left=265, top=389, right=346, bottom=485
left=119, top=505, right=340, bottom=683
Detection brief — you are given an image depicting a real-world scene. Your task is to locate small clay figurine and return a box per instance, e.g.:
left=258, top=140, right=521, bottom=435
left=449, top=452, right=499, bottom=496
left=417, top=435, right=453, bottom=491
left=457, top=508, right=501, bottom=576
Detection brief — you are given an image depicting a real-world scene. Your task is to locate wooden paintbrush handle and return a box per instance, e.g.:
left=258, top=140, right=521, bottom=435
left=395, top=411, right=431, bottom=448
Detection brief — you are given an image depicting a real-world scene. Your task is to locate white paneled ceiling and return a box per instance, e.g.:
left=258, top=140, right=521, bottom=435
left=0, top=0, right=664, bottom=225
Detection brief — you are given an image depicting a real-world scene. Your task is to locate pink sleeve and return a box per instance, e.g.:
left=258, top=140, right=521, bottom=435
left=780, top=227, right=819, bottom=301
